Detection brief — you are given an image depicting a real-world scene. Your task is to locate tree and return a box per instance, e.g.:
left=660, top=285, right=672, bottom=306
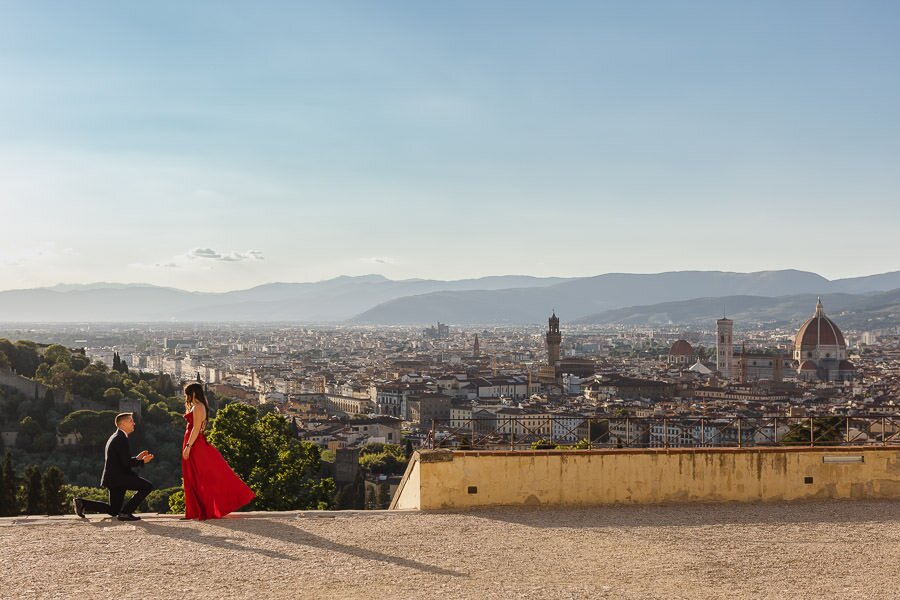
left=207, top=403, right=334, bottom=511
left=112, top=352, right=121, bottom=373
left=404, top=438, right=414, bottom=460
left=376, top=482, right=391, bottom=509
left=103, top=387, right=125, bottom=403
left=42, top=466, right=66, bottom=515
left=58, top=410, right=118, bottom=450
left=1, top=451, right=17, bottom=516
left=781, top=417, right=845, bottom=446
left=23, top=465, right=43, bottom=515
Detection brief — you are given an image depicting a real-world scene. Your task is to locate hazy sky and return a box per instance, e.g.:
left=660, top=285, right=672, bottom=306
left=1, top=1, right=898, bottom=292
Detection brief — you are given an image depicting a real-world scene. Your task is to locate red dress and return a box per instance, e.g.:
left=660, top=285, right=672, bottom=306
left=182, top=411, right=255, bottom=520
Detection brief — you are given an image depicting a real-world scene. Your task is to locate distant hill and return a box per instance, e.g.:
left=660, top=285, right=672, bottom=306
left=350, top=270, right=898, bottom=325
left=0, top=274, right=570, bottom=322
left=573, top=289, right=900, bottom=328
left=1, top=270, right=897, bottom=324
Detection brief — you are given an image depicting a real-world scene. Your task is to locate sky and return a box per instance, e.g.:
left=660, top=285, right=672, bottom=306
left=1, top=1, right=898, bottom=292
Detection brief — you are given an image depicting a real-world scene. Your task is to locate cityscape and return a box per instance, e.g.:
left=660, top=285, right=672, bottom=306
left=3, top=1, right=900, bottom=598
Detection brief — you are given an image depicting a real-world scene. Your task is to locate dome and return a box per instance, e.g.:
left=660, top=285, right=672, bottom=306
left=799, top=360, right=818, bottom=371
left=794, top=298, right=846, bottom=350
left=669, top=340, right=693, bottom=356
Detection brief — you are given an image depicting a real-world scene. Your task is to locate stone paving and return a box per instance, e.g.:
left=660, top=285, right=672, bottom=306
left=1, top=500, right=899, bottom=599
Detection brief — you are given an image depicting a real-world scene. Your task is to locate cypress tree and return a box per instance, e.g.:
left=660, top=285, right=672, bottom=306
left=1, top=451, right=17, bottom=516
left=42, top=466, right=66, bottom=515
left=24, top=465, right=43, bottom=515
left=112, top=352, right=120, bottom=372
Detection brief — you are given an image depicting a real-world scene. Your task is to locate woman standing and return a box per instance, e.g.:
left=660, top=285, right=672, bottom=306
left=182, top=382, right=255, bottom=520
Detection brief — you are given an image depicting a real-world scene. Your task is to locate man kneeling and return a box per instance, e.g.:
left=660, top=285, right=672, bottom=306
left=73, top=412, right=155, bottom=521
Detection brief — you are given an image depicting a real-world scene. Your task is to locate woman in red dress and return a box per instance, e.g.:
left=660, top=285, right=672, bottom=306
left=182, top=382, right=255, bottom=520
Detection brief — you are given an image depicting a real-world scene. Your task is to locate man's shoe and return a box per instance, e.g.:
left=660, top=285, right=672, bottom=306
left=116, top=513, right=141, bottom=521
left=73, top=498, right=85, bottom=519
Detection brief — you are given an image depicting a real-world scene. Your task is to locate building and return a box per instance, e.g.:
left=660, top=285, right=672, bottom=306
left=716, top=317, right=734, bottom=379
left=793, top=298, right=855, bottom=383
left=667, top=340, right=694, bottom=365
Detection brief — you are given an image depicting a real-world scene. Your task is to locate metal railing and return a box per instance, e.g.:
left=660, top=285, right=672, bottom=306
left=426, top=415, right=900, bottom=451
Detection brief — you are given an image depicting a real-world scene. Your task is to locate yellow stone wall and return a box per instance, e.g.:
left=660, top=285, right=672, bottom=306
left=394, top=447, right=900, bottom=510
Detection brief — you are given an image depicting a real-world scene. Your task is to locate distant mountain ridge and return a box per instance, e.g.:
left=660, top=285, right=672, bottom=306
left=0, top=270, right=898, bottom=324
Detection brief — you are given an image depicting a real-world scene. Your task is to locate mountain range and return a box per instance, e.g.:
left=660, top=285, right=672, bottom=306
left=0, top=270, right=897, bottom=326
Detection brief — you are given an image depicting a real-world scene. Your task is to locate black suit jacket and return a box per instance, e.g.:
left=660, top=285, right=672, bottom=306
left=100, top=429, right=144, bottom=489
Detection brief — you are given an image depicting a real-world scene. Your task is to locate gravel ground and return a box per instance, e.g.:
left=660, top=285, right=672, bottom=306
left=2, top=500, right=899, bottom=600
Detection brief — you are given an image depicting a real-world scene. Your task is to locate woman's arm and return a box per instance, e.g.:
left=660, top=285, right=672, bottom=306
left=182, top=404, right=206, bottom=460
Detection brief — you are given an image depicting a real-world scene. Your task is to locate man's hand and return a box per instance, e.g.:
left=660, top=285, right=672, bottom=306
left=137, top=450, right=148, bottom=460
left=140, top=451, right=154, bottom=464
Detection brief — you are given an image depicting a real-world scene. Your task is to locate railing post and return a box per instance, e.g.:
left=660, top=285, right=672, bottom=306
left=701, top=418, right=706, bottom=447
left=883, top=417, right=887, bottom=446
left=845, top=416, right=850, bottom=445
left=809, top=417, right=814, bottom=447
left=664, top=417, right=668, bottom=449
left=738, top=417, right=742, bottom=448
left=510, top=418, right=515, bottom=451
left=430, top=418, right=436, bottom=449
left=470, top=416, right=475, bottom=450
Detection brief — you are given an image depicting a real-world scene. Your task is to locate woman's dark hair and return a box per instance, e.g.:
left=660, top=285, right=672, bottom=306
left=184, top=382, right=210, bottom=422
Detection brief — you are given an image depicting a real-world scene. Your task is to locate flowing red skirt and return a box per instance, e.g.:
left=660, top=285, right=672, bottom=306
left=182, top=417, right=255, bottom=520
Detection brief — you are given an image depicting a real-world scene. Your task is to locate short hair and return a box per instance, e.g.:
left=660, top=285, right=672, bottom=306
left=115, top=413, right=134, bottom=426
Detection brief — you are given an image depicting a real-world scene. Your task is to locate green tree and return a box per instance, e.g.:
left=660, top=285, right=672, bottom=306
left=58, top=410, right=117, bottom=450
left=376, top=482, right=390, bottom=509
left=0, top=350, right=9, bottom=370
left=103, top=387, right=124, bottom=403
left=1, top=451, right=17, bottom=516
left=207, top=403, right=334, bottom=511
left=23, top=465, right=44, bottom=515
left=42, top=466, right=66, bottom=515
left=781, top=417, right=845, bottom=446
left=404, top=438, right=414, bottom=460
left=44, top=345, right=72, bottom=367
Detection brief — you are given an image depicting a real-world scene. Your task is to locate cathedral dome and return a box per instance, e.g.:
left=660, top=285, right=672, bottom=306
left=669, top=340, right=693, bottom=356
left=794, top=298, right=846, bottom=350
left=799, top=359, right=818, bottom=371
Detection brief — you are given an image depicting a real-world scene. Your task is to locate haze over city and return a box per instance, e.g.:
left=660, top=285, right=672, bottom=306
left=2, top=1, right=899, bottom=292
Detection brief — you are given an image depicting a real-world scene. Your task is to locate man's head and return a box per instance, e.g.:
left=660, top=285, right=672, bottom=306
left=115, top=413, right=136, bottom=435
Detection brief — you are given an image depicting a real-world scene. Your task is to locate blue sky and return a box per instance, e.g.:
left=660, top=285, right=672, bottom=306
left=1, top=1, right=898, bottom=292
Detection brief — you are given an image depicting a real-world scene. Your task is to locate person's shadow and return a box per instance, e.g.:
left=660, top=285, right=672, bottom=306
left=139, top=517, right=464, bottom=578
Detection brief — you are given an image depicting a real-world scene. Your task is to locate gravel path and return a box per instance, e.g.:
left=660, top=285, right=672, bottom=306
left=2, top=500, right=899, bottom=600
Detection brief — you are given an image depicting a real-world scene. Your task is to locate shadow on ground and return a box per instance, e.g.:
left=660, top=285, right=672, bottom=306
left=132, top=517, right=465, bottom=578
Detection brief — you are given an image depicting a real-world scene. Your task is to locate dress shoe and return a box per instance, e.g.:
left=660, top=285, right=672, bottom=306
left=73, top=498, right=85, bottom=518
left=116, top=513, right=141, bottom=521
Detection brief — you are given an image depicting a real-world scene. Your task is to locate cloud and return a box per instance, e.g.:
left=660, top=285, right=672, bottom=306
left=187, top=248, right=265, bottom=262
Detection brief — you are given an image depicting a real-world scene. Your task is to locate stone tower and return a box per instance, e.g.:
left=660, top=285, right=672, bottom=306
left=546, top=311, right=561, bottom=368
left=473, top=334, right=480, bottom=357
left=716, top=316, right=734, bottom=379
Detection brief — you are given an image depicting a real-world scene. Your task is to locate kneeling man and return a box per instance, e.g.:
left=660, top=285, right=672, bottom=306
left=73, top=412, right=155, bottom=521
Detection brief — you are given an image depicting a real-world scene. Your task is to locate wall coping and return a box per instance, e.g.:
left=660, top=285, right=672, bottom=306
left=450, top=445, right=899, bottom=458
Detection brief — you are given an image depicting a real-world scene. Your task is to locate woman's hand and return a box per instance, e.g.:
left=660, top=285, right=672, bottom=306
left=182, top=445, right=191, bottom=460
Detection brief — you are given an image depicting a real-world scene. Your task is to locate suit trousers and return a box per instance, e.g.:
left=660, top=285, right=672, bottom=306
left=79, top=476, right=154, bottom=516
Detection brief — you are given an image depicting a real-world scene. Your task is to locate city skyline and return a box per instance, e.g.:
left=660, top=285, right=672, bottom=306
left=2, top=2, right=899, bottom=292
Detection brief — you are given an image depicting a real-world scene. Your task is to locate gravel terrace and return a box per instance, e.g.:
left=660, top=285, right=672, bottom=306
left=2, top=500, right=899, bottom=600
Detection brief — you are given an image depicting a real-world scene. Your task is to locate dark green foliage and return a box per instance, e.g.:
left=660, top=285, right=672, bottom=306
left=63, top=484, right=108, bottom=506
left=42, top=466, right=66, bottom=515
left=207, top=403, right=334, bottom=511
left=23, top=464, right=43, bottom=515
left=404, top=438, right=414, bottom=460
left=781, top=417, right=845, bottom=446
left=376, top=482, right=391, bottom=509
left=357, top=442, right=408, bottom=476
left=58, top=410, right=118, bottom=450
left=334, top=471, right=366, bottom=510
left=1, top=451, right=17, bottom=516
left=142, top=486, right=182, bottom=514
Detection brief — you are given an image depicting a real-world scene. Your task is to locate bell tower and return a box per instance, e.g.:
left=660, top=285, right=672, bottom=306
left=716, top=316, right=734, bottom=379
left=546, top=311, right=561, bottom=368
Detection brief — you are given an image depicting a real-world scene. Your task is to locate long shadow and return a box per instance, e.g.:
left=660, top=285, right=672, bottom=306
left=204, top=517, right=464, bottom=577
left=459, top=498, right=900, bottom=530
left=134, top=520, right=296, bottom=562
